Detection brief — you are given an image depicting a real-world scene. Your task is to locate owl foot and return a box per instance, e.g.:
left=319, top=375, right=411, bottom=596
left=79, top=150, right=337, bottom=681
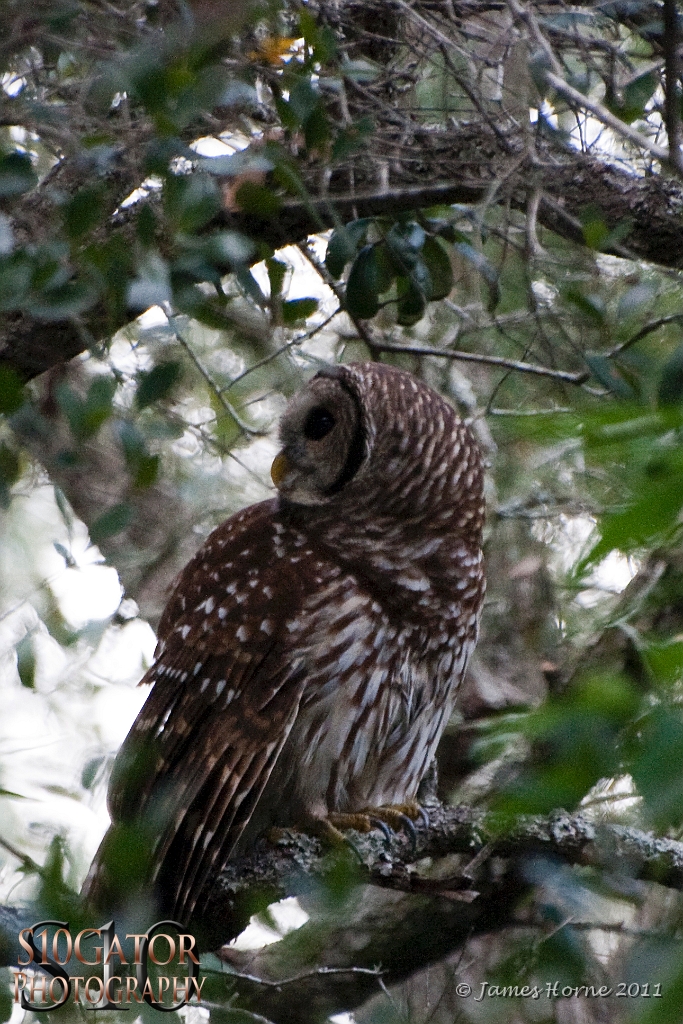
left=267, top=820, right=365, bottom=864
left=268, top=802, right=427, bottom=860
left=328, top=802, right=427, bottom=854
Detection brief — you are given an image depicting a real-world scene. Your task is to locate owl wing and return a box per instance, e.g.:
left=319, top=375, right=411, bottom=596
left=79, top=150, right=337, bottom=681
left=90, top=499, right=319, bottom=923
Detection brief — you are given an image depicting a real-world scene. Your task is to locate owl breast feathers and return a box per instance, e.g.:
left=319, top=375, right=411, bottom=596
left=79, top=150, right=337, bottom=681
left=83, top=362, right=485, bottom=923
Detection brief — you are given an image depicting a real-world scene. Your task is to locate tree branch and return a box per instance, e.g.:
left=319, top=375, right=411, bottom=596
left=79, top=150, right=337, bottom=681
left=2, top=804, right=683, bottom=1021
left=189, top=803, right=683, bottom=1023
left=365, top=340, right=589, bottom=384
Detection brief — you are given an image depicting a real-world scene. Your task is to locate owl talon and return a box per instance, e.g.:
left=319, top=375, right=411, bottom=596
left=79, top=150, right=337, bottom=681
left=418, top=806, right=430, bottom=829
left=356, top=802, right=426, bottom=852
left=394, top=812, right=417, bottom=852
left=368, top=817, right=395, bottom=846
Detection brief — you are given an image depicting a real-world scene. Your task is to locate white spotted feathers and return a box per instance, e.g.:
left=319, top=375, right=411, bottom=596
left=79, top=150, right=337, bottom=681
left=83, top=362, right=485, bottom=925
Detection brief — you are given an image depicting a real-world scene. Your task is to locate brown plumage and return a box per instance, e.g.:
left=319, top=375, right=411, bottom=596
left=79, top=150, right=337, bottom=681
left=83, top=362, right=485, bottom=924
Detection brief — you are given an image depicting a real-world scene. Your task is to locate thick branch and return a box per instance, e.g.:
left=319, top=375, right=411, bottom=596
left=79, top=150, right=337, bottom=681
left=189, top=803, right=683, bottom=1023
left=2, top=805, right=682, bottom=1021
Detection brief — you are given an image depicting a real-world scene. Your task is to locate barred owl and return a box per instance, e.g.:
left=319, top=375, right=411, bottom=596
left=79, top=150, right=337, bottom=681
left=84, top=362, right=485, bottom=924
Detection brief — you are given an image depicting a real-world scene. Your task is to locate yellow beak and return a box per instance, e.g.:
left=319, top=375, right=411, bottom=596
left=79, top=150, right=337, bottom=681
left=270, top=451, right=291, bottom=488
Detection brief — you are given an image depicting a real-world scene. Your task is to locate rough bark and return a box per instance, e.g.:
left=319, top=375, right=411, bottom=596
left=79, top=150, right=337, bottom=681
left=199, top=805, right=683, bottom=1022
left=3, top=805, right=682, bottom=1022
left=5, top=126, right=683, bottom=385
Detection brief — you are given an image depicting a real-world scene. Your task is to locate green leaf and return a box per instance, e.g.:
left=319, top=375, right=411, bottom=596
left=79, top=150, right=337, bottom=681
left=234, top=181, right=281, bottom=218
left=179, top=232, right=256, bottom=280
left=0, top=151, right=37, bottom=197
left=15, top=633, right=36, bottom=689
left=340, top=57, right=381, bottom=83
left=196, top=150, right=273, bottom=177
left=267, top=257, right=288, bottom=299
left=385, top=221, right=426, bottom=272
left=127, top=253, right=171, bottom=311
left=0, top=440, right=19, bottom=507
left=235, top=265, right=267, bottom=305
left=325, top=219, right=372, bottom=278
left=134, top=453, right=160, bottom=488
left=57, top=374, right=117, bottom=440
left=565, top=286, right=606, bottom=325
left=0, top=969, right=13, bottom=1024
left=299, top=9, right=337, bottom=62
left=137, top=203, right=158, bottom=246
left=421, top=236, right=453, bottom=299
left=628, top=705, right=683, bottom=830
left=346, top=245, right=384, bottom=319
left=331, top=117, right=374, bottom=160
left=288, top=78, right=320, bottom=125
left=304, top=105, right=330, bottom=151
left=299, top=8, right=318, bottom=46
left=602, top=217, right=633, bottom=250
left=81, top=755, right=104, bottom=791
left=0, top=442, right=20, bottom=503
left=579, top=204, right=614, bottom=250
left=453, top=241, right=500, bottom=309
left=164, top=173, right=220, bottom=233
left=643, top=638, right=683, bottom=689
left=581, top=469, right=683, bottom=568
left=488, top=674, right=639, bottom=818
left=615, top=70, right=657, bottom=124
left=658, top=342, right=683, bottom=406
left=90, top=502, right=133, bottom=544
left=143, top=136, right=194, bottom=176
left=396, top=275, right=427, bottom=326
left=282, top=297, right=318, bottom=323
left=0, top=253, right=32, bottom=310
left=53, top=541, right=76, bottom=567
left=0, top=213, right=14, bottom=255
left=83, top=233, right=134, bottom=319
left=54, top=486, right=74, bottom=531
left=0, top=365, right=25, bottom=414
left=136, top=361, right=182, bottom=408
left=173, top=289, right=237, bottom=329
left=63, top=183, right=107, bottom=239
left=28, top=279, right=100, bottom=320
left=119, top=420, right=159, bottom=488
left=584, top=353, right=635, bottom=399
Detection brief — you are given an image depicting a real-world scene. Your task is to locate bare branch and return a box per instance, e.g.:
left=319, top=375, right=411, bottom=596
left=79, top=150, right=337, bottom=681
left=544, top=70, right=670, bottom=162
left=209, top=964, right=384, bottom=989
left=187, top=804, right=683, bottom=1023
left=663, top=0, right=683, bottom=172
left=365, top=340, right=589, bottom=384
left=606, top=312, right=683, bottom=356
left=507, top=0, right=670, bottom=162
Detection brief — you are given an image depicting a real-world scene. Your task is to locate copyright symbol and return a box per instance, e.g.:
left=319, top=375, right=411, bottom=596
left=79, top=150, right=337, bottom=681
left=456, top=983, right=471, bottom=998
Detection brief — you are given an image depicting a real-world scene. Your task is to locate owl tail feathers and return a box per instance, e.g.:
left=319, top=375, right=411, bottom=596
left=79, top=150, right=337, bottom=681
left=81, top=821, right=164, bottom=931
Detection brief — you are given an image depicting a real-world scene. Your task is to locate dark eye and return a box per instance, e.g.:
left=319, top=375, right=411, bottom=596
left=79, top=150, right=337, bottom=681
left=303, top=407, right=335, bottom=441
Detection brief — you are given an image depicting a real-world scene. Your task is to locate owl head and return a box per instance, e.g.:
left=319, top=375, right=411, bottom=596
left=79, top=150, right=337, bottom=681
left=271, top=362, right=483, bottom=530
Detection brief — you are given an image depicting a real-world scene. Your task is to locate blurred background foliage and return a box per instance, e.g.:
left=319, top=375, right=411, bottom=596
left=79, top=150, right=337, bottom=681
left=3, top=0, right=683, bottom=1021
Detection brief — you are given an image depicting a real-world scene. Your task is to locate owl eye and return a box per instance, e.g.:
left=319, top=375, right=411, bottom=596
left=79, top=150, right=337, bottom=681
left=303, top=406, right=336, bottom=441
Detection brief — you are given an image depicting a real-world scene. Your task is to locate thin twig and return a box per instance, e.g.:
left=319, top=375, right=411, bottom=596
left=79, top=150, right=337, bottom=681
left=488, top=406, right=573, bottom=416
left=227, top=311, right=339, bottom=391
left=209, top=964, right=384, bottom=990
left=606, top=312, right=683, bottom=357
left=297, top=242, right=381, bottom=359
left=507, top=0, right=669, bottom=162
left=367, top=340, right=589, bottom=384
left=0, top=836, right=42, bottom=875
left=544, top=70, right=669, bottom=162
left=171, top=320, right=268, bottom=437
left=526, top=188, right=545, bottom=258
left=663, top=0, right=683, bottom=172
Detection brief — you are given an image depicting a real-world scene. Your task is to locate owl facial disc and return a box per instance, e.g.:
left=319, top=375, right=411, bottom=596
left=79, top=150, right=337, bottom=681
left=272, top=374, right=364, bottom=505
